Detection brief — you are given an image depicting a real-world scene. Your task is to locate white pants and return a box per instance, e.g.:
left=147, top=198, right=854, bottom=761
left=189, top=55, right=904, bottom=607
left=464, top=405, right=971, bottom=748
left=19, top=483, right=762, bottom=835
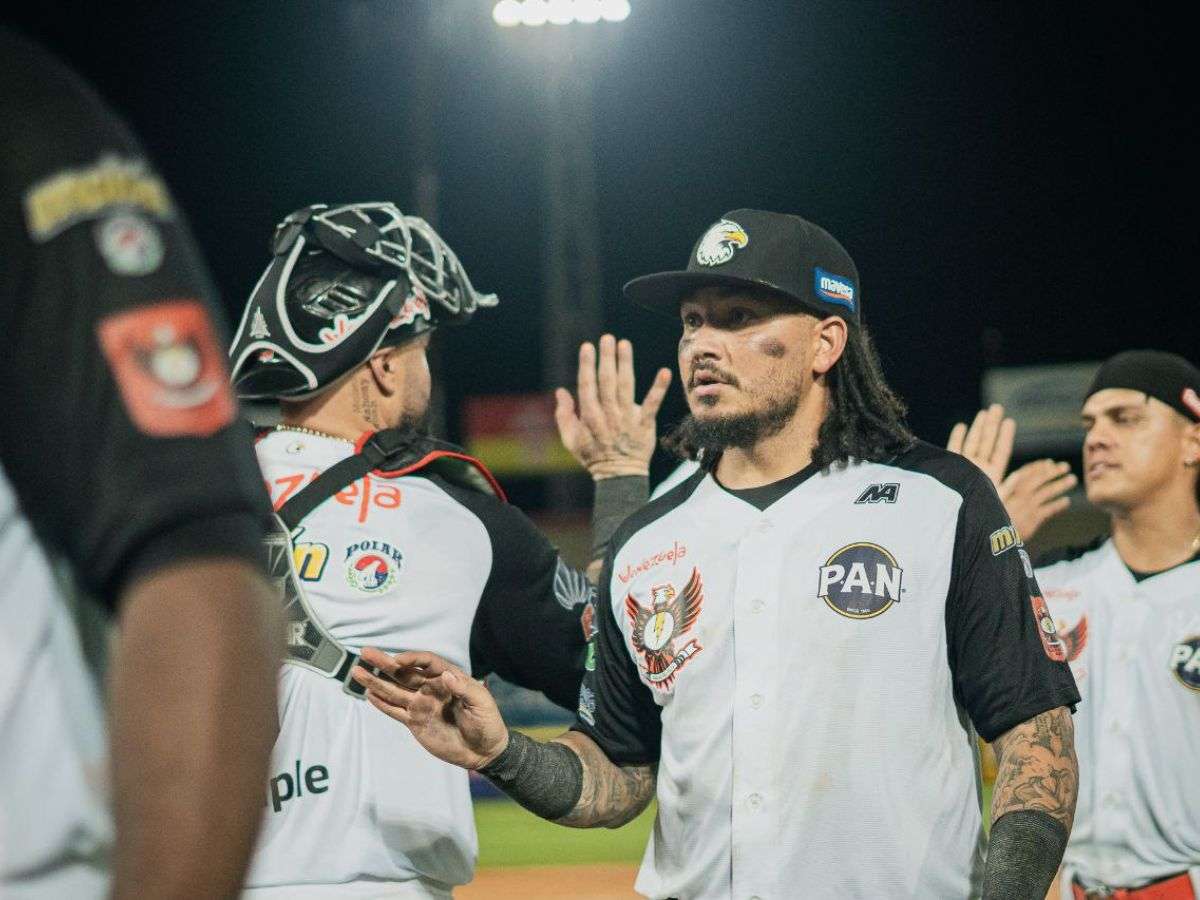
left=242, top=875, right=454, bottom=899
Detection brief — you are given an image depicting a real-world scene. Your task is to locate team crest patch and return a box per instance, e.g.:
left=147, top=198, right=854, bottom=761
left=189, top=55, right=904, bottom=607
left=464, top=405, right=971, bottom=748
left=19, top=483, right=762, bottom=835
left=1171, top=636, right=1200, bottom=692
left=344, top=540, right=403, bottom=593
left=695, top=219, right=749, bottom=267
left=626, top=568, right=704, bottom=688
left=817, top=542, right=903, bottom=619
left=96, top=299, right=235, bottom=437
left=95, top=212, right=164, bottom=276
left=1031, top=594, right=1067, bottom=661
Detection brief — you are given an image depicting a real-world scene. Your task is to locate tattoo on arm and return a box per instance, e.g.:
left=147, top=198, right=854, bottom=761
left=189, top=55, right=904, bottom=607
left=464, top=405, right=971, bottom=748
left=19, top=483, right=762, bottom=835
left=553, top=731, right=657, bottom=829
left=989, top=706, right=1078, bottom=833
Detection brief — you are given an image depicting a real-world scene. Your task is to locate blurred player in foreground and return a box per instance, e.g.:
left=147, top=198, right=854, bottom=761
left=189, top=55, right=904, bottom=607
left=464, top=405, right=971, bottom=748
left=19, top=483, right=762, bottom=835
left=228, top=202, right=670, bottom=897
left=354, top=209, right=1081, bottom=899
left=950, top=351, right=1200, bottom=900
left=0, top=28, right=279, bottom=900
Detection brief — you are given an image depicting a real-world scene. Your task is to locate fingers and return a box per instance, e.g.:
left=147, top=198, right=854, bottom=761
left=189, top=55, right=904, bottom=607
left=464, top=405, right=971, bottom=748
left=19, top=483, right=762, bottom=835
left=553, top=386, right=579, bottom=441
left=440, top=669, right=495, bottom=710
left=969, top=404, right=1005, bottom=464
left=364, top=689, right=414, bottom=725
left=351, top=665, right=416, bottom=709
left=575, top=341, right=603, bottom=427
left=993, top=415, right=1016, bottom=473
left=616, top=338, right=636, bottom=406
left=1184, top=387, right=1200, bottom=418
left=960, top=408, right=987, bottom=459
left=640, top=368, right=673, bottom=420
left=947, top=422, right=967, bottom=454
left=1032, top=469, right=1077, bottom=505
left=596, top=334, right=619, bottom=411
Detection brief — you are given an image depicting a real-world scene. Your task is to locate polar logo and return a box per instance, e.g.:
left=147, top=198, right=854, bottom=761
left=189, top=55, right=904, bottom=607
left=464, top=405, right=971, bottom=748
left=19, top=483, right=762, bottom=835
left=1171, top=636, right=1200, bottom=692
left=695, top=219, right=749, bottom=267
left=814, top=267, right=856, bottom=311
left=817, top=542, right=903, bottom=619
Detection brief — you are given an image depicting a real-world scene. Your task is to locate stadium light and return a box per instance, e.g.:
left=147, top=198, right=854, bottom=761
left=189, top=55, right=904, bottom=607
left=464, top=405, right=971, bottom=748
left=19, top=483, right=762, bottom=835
left=492, top=0, right=630, bottom=27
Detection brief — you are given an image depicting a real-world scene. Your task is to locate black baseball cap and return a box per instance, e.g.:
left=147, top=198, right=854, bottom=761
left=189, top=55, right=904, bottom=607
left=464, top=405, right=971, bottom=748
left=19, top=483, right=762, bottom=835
left=623, top=208, right=861, bottom=323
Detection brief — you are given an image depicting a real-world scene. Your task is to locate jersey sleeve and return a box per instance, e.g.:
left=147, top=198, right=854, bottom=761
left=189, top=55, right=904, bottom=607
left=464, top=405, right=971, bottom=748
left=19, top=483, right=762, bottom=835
left=944, top=468, right=1081, bottom=743
left=570, top=551, right=663, bottom=765
left=0, top=32, right=267, bottom=606
left=462, top=496, right=591, bottom=711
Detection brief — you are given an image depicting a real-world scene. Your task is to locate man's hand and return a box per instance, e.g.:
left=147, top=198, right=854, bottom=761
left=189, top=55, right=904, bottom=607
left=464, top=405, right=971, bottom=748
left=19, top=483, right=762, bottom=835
left=947, top=403, right=1016, bottom=488
left=555, top=334, right=672, bottom=480
left=999, top=460, right=1076, bottom=542
left=948, top=404, right=1075, bottom=541
left=353, top=648, right=509, bottom=771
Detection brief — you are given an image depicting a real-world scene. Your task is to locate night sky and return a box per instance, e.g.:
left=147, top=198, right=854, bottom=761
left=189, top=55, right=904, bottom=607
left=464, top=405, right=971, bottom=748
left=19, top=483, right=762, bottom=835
left=11, top=2, right=1197, bottom=494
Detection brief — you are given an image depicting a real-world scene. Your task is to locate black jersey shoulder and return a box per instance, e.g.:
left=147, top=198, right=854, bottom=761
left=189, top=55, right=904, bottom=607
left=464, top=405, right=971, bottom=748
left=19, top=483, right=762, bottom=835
left=881, top=439, right=994, bottom=501
left=609, top=466, right=706, bottom=557
left=1032, top=535, right=1108, bottom=569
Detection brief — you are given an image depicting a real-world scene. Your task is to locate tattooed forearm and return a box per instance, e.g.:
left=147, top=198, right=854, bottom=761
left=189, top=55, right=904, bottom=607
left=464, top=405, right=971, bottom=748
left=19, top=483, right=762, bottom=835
left=989, top=706, right=1078, bottom=833
left=552, top=731, right=657, bottom=829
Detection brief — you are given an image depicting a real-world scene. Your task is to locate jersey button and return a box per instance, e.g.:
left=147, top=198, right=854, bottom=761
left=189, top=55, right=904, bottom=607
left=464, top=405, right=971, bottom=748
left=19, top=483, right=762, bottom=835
left=750, top=693, right=764, bottom=709
left=756, top=520, right=773, bottom=534
left=751, top=598, right=765, bottom=613
left=747, top=792, right=763, bottom=811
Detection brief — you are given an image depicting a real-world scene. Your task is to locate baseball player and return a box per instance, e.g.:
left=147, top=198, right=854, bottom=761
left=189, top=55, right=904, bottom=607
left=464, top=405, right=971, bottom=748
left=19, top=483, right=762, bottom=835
left=353, top=209, right=1083, bottom=899
left=949, top=352, right=1200, bottom=900
left=228, top=202, right=670, bottom=897
left=0, top=28, right=279, bottom=899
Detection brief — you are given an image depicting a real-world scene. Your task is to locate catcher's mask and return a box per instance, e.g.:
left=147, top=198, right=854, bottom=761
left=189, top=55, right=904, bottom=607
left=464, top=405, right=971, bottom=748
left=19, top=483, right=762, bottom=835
left=229, top=202, right=498, bottom=400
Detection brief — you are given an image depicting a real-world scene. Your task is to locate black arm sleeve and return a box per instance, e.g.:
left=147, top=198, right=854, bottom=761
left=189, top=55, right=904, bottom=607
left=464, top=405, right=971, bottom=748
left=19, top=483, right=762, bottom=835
left=945, top=469, right=1081, bottom=743
left=439, top=484, right=590, bottom=710
left=570, top=551, right=662, bottom=765
left=0, top=30, right=268, bottom=606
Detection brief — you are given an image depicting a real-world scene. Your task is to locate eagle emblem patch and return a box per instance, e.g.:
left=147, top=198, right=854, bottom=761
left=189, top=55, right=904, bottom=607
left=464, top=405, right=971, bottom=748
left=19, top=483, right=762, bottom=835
left=695, top=219, right=748, bottom=267
left=626, top=567, right=704, bottom=688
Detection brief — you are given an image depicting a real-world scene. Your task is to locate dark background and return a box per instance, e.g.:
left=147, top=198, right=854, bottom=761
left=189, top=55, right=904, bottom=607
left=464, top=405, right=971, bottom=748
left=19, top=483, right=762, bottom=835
left=10, top=1, right=1197, bottom=497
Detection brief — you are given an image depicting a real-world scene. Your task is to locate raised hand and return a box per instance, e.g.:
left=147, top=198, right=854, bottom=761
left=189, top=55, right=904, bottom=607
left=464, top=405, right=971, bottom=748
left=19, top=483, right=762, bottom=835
left=554, top=334, right=672, bottom=480
left=352, top=648, right=510, bottom=771
left=946, top=404, right=1016, bottom=489
left=999, top=460, right=1076, bottom=542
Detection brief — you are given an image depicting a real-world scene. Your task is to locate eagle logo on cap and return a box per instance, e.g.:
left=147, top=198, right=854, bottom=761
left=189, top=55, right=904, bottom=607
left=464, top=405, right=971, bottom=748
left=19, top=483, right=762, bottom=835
left=695, top=219, right=749, bottom=267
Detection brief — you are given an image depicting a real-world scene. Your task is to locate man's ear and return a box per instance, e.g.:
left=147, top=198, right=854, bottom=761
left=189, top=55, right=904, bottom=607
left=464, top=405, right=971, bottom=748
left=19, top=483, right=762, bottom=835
left=812, top=316, right=849, bottom=376
left=365, top=348, right=398, bottom=397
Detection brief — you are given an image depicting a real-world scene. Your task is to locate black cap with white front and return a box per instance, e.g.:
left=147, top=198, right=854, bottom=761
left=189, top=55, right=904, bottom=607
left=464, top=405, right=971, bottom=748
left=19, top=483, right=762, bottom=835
left=623, top=208, right=861, bottom=323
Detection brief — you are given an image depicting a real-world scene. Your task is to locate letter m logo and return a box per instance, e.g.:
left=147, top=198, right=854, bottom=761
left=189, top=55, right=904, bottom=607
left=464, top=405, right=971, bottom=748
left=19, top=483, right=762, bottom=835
left=855, top=483, right=899, bottom=504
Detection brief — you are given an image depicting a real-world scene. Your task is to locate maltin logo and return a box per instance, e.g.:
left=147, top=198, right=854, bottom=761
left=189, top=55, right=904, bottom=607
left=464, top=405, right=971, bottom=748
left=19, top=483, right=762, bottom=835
left=817, top=542, right=903, bottom=619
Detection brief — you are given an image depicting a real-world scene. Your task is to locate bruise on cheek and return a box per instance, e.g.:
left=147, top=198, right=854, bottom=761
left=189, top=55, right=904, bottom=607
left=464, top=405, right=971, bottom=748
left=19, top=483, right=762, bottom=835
left=753, top=335, right=787, bottom=359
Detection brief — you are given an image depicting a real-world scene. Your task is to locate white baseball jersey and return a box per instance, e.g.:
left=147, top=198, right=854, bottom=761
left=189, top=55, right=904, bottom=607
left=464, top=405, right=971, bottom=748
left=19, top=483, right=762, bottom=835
left=574, top=442, right=1080, bottom=900
left=1037, top=540, right=1200, bottom=894
left=245, top=429, right=593, bottom=896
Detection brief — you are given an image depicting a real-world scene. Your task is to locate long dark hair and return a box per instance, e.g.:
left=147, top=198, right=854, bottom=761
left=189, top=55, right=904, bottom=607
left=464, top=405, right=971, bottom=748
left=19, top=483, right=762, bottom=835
left=662, top=323, right=915, bottom=470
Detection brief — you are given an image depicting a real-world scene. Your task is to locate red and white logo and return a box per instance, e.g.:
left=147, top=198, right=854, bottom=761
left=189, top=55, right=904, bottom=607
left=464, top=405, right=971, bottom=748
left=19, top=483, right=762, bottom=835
left=96, top=299, right=235, bottom=437
left=626, top=567, right=704, bottom=689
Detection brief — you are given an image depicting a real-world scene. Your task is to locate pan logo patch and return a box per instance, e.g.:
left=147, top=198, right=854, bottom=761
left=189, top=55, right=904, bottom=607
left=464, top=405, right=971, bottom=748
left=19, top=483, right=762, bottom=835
left=817, top=542, right=903, bottom=619
left=626, top=568, right=704, bottom=689
left=1171, top=636, right=1200, bottom=692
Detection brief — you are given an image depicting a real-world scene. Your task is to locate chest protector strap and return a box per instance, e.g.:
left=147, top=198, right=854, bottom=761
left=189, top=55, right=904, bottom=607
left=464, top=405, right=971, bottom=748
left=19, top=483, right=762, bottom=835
left=265, top=428, right=504, bottom=697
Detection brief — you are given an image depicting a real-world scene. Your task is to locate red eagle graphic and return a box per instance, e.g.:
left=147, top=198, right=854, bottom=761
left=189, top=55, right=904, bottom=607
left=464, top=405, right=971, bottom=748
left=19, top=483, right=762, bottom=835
left=626, top=567, right=704, bottom=687
left=1060, top=615, right=1088, bottom=662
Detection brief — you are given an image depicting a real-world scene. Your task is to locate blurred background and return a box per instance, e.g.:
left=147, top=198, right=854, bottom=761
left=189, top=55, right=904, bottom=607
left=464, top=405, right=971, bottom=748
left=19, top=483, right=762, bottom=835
left=11, top=1, right=1195, bottom=895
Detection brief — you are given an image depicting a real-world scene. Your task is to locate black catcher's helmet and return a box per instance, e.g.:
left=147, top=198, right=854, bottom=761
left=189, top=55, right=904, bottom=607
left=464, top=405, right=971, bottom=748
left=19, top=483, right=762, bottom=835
left=229, top=202, right=498, bottom=399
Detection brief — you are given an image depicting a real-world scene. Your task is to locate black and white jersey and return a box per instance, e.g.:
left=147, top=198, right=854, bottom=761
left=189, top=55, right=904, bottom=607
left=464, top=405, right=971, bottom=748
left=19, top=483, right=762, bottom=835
left=245, top=430, right=592, bottom=896
left=573, top=442, right=1080, bottom=900
left=1038, top=542, right=1200, bottom=895
left=0, top=28, right=266, bottom=899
